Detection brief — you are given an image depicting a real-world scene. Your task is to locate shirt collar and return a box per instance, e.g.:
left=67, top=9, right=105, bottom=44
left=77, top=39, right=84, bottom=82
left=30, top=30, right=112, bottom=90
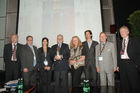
left=12, top=43, right=17, bottom=46
left=123, top=36, right=129, bottom=42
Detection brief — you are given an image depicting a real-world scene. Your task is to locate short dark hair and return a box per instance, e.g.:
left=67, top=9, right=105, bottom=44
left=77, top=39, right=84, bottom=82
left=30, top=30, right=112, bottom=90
left=42, top=37, right=49, bottom=47
left=84, top=30, right=93, bottom=38
left=26, top=35, right=33, bottom=40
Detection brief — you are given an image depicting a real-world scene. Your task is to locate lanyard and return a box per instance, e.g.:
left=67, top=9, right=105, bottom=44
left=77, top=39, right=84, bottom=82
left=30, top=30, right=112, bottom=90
left=100, top=42, right=106, bottom=55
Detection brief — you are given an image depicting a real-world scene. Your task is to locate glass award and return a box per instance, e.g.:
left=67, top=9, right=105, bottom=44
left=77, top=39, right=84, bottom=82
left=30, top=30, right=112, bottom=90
left=56, top=47, right=61, bottom=59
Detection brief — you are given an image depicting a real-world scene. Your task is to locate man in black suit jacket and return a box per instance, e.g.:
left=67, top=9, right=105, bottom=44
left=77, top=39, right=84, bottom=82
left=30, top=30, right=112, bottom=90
left=20, top=35, right=38, bottom=91
left=117, top=26, right=140, bottom=93
left=51, top=34, right=70, bottom=93
left=3, top=34, right=22, bottom=82
left=82, top=30, right=98, bottom=86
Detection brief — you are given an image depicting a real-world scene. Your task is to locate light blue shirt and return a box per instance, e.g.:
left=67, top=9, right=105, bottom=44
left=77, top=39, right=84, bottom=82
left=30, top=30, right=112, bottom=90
left=29, top=45, right=36, bottom=67
left=87, top=41, right=92, bottom=49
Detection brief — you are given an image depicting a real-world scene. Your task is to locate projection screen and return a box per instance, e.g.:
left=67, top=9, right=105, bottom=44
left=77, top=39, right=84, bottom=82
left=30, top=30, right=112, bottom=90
left=18, top=0, right=103, bottom=48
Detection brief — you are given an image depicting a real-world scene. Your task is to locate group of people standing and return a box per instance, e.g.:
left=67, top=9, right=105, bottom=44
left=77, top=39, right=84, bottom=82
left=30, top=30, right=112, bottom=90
left=3, top=26, right=140, bottom=93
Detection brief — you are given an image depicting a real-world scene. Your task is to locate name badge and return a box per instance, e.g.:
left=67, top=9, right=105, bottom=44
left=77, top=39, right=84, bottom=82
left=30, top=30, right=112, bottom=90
left=121, top=55, right=126, bottom=59
left=44, top=60, right=48, bottom=66
left=98, top=56, right=103, bottom=61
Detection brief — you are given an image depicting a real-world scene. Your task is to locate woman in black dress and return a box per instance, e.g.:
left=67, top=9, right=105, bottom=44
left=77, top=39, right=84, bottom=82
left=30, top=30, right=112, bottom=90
left=38, top=37, right=52, bottom=93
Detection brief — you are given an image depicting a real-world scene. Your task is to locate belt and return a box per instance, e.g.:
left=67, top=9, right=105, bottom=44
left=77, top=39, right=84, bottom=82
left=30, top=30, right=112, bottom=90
left=11, top=61, right=17, bottom=62
left=121, top=59, right=132, bottom=62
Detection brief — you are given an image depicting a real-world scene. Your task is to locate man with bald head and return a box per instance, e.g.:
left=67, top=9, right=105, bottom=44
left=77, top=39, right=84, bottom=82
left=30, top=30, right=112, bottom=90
left=3, top=34, right=22, bottom=82
left=117, top=26, right=140, bottom=93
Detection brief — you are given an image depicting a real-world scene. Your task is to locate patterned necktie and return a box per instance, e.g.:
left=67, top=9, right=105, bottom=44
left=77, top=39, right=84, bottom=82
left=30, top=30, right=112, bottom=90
left=13, top=44, right=17, bottom=61
left=120, top=39, right=125, bottom=55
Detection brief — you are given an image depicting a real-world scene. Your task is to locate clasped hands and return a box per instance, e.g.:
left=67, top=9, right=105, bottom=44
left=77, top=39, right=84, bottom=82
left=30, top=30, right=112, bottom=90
left=54, top=55, right=63, bottom=60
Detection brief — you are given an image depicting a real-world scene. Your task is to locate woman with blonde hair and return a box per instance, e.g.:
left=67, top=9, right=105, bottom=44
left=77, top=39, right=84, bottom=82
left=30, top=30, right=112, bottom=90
left=69, top=36, right=85, bottom=89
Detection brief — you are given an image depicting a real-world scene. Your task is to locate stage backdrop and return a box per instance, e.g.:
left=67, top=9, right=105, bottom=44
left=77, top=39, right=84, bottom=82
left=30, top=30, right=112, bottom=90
left=18, top=0, right=102, bottom=47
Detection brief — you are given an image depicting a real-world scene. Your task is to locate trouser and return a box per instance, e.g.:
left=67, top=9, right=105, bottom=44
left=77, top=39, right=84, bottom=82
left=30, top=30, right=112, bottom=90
left=71, top=66, right=83, bottom=87
left=71, top=66, right=83, bottom=93
left=54, top=70, right=68, bottom=93
left=100, top=86, right=115, bottom=93
left=84, top=64, right=97, bottom=86
left=100, top=71, right=114, bottom=86
left=23, top=69, right=38, bottom=91
left=39, top=70, right=52, bottom=93
left=120, top=59, right=140, bottom=93
left=5, top=61, right=20, bottom=82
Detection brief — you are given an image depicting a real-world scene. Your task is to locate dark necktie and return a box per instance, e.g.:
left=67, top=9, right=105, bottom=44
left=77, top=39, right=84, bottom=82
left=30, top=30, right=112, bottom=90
left=120, top=39, right=125, bottom=55
left=13, top=44, right=17, bottom=61
left=58, top=44, right=61, bottom=49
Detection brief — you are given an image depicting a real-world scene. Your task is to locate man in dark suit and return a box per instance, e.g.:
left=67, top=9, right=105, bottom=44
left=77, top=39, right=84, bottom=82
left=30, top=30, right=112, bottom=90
left=20, top=35, right=38, bottom=91
left=82, top=30, right=98, bottom=86
left=3, top=34, right=22, bottom=82
left=51, top=34, right=70, bottom=93
left=117, top=26, right=140, bottom=93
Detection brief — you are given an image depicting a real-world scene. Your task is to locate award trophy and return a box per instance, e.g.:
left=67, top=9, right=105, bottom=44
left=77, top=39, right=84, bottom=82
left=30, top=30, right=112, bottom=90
left=56, top=47, right=61, bottom=59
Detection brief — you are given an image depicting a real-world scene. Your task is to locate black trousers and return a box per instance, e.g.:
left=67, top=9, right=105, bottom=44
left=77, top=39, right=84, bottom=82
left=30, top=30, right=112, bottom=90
left=23, top=69, right=38, bottom=91
left=5, top=61, right=20, bottom=82
left=54, top=70, right=68, bottom=93
left=71, top=66, right=83, bottom=93
left=84, top=64, right=97, bottom=86
left=39, top=70, right=52, bottom=93
left=71, top=66, right=83, bottom=87
left=120, top=60, right=140, bottom=93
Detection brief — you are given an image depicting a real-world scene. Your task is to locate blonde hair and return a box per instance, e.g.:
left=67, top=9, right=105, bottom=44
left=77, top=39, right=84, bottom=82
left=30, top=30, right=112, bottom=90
left=70, top=36, right=82, bottom=49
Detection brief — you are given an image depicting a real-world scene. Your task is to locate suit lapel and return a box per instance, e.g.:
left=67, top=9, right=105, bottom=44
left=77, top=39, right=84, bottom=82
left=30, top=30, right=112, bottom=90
left=16, top=43, right=19, bottom=57
left=127, top=37, right=131, bottom=54
left=26, top=45, right=34, bottom=55
left=10, top=43, right=12, bottom=58
left=119, top=39, right=123, bottom=52
left=85, top=41, right=90, bottom=51
left=104, top=42, right=109, bottom=52
left=90, top=41, right=95, bottom=50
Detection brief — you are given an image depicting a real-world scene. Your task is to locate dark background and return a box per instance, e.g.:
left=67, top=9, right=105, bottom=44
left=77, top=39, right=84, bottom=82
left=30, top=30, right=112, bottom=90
left=113, top=0, right=140, bottom=29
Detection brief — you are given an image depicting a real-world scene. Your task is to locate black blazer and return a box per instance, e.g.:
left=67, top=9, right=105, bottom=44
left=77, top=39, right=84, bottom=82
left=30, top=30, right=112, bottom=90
left=3, top=43, right=22, bottom=64
left=51, top=43, right=70, bottom=71
left=117, top=37, right=140, bottom=67
left=82, top=40, right=98, bottom=66
left=20, top=44, right=39, bottom=71
left=38, top=47, right=52, bottom=71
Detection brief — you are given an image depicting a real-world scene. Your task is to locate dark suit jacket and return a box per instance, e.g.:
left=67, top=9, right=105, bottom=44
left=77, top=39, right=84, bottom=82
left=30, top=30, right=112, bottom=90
left=3, top=43, right=22, bottom=68
left=51, top=43, right=70, bottom=71
left=37, top=47, right=52, bottom=71
left=20, top=44, right=38, bottom=71
left=82, top=40, right=98, bottom=66
left=117, top=37, right=140, bottom=67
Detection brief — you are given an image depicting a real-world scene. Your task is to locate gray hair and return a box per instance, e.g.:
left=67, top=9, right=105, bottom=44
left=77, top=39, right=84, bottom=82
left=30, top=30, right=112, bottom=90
left=57, top=34, right=63, bottom=38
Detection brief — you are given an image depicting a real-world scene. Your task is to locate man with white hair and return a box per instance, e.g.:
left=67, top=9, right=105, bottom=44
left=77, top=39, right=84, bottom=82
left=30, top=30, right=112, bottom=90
left=51, top=34, right=70, bottom=93
left=117, top=26, right=140, bottom=93
left=3, top=34, right=22, bottom=82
